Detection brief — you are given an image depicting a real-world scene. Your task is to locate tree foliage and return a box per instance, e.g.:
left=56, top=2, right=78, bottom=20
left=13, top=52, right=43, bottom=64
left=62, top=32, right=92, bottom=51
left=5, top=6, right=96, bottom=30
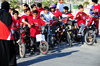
left=10, top=0, right=20, bottom=9
left=42, top=0, right=52, bottom=7
left=54, top=1, right=58, bottom=5
left=83, top=1, right=89, bottom=7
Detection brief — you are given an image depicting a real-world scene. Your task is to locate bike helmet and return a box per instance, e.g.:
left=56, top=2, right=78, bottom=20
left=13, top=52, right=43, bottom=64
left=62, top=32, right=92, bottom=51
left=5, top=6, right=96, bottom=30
left=50, top=4, right=56, bottom=8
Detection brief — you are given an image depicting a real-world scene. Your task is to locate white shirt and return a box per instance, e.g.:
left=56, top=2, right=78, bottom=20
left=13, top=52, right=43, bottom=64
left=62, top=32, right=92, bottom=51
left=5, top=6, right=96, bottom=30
left=56, top=2, right=64, bottom=12
left=40, top=11, right=54, bottom=22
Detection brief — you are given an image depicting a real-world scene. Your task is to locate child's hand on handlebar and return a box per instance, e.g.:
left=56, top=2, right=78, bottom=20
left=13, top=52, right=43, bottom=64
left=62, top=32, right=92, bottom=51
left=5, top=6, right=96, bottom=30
left=33, top=23, right=38, bottom=26
left=93, top=10, right=97, bottom=13
left=20, top=23, right=23, bottom=26
left=28, top=24, right=31, bottom=28
left=31, top=23, right=38, bottom=27
left=45, top=22, right=49, bottom=25
left=68, top=15, right=72, bottom=18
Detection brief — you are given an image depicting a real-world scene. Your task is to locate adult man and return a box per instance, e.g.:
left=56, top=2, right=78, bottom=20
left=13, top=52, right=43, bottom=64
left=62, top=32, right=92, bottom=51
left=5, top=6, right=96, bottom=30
left=0, top=1, right=16, bottom=66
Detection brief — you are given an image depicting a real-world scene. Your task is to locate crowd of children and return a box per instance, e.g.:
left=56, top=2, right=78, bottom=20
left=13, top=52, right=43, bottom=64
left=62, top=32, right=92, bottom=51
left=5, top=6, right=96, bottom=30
left=9, top=0, right=100, bottom=54
left=0, top=0, right=100, bottom=65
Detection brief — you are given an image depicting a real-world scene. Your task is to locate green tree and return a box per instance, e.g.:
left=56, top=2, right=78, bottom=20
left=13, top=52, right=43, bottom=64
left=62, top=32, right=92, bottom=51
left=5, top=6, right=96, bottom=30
left=10, top=0, right=20, bottom=9
left=54, top=1, right=58, bottom=5
left=42, top=0, right=51, bottom=7
left=83, top=1, right=89, bottom=7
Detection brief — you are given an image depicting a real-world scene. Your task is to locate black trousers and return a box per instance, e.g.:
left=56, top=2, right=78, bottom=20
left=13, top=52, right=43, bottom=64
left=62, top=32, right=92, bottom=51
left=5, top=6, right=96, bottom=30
left=0, top=40, right=16, bottom=66
left=30, top=37, right=38, bottom=52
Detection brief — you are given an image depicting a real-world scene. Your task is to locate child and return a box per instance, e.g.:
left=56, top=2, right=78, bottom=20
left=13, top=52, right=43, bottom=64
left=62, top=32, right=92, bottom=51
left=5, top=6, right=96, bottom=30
left=28, top=10, right=49, bottom=54
left=21, top=8, right=31, bottom=28
left=31, top=4, right=36, bottom=16
left=89, top=0, right=100, bottom=35
left=23, top=3, right=29, bottom=10
left=37, top=3, right=44, bottom=13
left=75, top=5, right=88, bottom=35
left=11, top=10, right=21, bottom=31
left=21, top=9, right=32, bottom=43
left=37, top=3, right=44, bottom=18
left=50, top=4, right=69, bottom=19
left=11, top=10, right=21, bottom=42
left=40, top=6, right=55, bottom=22
left=62, top=6, right=74, bottom=23
left=56, top=0, right=64, bottom=12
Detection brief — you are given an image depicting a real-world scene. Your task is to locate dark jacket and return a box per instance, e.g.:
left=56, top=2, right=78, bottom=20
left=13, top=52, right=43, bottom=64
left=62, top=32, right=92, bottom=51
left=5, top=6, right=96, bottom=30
left=0, top=9, right=13, bottom=40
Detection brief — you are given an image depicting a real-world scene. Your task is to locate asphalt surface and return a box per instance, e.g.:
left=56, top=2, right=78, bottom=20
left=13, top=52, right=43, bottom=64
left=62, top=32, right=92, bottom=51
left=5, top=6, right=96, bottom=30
left=17, top=36, right=100, bottom=66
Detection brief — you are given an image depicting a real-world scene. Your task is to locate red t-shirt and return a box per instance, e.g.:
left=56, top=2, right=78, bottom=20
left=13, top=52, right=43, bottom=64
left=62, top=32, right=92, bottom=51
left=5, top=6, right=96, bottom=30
left=51, top=10, right=62, bottom=18
left=29, top=16, right=45, bottom=37
left=94, top=4, right=100, bottom=13
left=11, top=17, right=21, bottom=31
left=21, top=14, right=28, bottom=22
left=76, top=12, right=88, bottom=27
left=63, top=13, right=74, bottom=23
left=37, top=8, right=44, bottom=18
left=21, top=14, right=32, bottom=27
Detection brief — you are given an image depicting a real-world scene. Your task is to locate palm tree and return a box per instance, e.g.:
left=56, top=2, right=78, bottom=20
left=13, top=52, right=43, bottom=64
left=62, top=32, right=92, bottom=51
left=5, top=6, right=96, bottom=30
left=10, top=0, right=20, bottom=9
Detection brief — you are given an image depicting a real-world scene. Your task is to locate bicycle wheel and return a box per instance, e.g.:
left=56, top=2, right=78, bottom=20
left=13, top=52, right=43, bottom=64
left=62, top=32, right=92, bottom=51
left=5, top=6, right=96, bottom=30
left=39, top=41, right=49, bottom=55
left=65, top=31, right=72, bottom=47
left=19, top=43, right=26, bottom=58
left=85, top=30, right=96, bottom=45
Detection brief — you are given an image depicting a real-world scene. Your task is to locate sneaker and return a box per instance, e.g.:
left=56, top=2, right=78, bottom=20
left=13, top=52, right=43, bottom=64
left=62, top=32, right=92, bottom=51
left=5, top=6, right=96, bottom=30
left=30, top=50, right=35, bottom=55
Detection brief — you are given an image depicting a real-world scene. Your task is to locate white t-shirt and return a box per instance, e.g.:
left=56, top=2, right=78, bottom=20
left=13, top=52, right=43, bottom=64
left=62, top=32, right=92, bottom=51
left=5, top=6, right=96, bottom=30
left=56, top=2, right=64, bottom=12
left=40, top=11, right=54, bottom=22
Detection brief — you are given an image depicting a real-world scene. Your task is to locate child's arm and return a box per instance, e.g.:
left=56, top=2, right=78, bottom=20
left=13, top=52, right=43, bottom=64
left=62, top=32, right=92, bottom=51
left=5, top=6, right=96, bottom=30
left=68, top=13, right=74, bottom=19
left=40, top=18, right=49, bottom=26
left=61, top=12, right=74, bottom=18
left=22, top=18, right=31, bottom=28
left=56, top=3, right=60, bottom=12
left=75, top=12, right=80, bottom=19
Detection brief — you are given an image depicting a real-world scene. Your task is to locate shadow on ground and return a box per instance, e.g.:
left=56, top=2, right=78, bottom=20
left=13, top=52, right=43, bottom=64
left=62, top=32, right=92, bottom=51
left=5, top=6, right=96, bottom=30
left=50, top=42, right=83, bottom=54
left=18, top=50, right=79, bottom=66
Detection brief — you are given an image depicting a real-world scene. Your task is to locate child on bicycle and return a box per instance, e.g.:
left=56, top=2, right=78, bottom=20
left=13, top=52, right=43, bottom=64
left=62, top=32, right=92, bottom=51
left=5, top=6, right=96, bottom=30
left=62, top=6, right=74, bottom=23
left=31, top=4, right=36, bottom=16
left=40, top=6, right=64, bottom=23
left=29, top=10, right=49, bottom=54
left=88, top=0, right=100, bottom=35
left=11, top=10, right=21, bottom=31
left=75, top=5, right=89, bottom=36
left=50, top=4, right=70, bottom=27
left=50, top=4, right=70, bottom=19
left=11, top=10, right=21, bottom=41
left=21, top=8, right=31, bottom=28
left=21, top=8, right=32, bottom=44
left=37, top=3, right=44, bottom=18
left=40, top=6, right=55, bottom=22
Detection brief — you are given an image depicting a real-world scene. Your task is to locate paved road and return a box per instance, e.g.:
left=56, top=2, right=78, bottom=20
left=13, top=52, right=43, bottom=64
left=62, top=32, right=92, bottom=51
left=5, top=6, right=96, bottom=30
left=17, top=37, right=100, bottom=66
